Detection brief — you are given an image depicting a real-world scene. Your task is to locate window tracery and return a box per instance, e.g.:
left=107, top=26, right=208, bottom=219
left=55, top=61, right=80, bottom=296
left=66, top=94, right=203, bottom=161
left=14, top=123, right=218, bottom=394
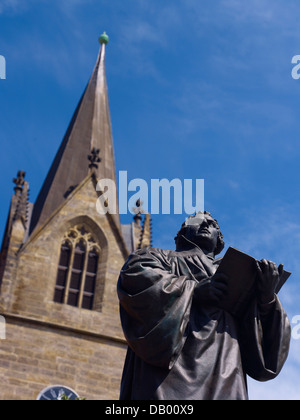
left=54, top=225, right=100, bottom=310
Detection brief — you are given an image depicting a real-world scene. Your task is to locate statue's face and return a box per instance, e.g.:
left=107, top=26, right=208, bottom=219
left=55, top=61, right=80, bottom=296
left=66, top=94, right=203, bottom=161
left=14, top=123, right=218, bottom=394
left=183, top=213, right=219, bottom=253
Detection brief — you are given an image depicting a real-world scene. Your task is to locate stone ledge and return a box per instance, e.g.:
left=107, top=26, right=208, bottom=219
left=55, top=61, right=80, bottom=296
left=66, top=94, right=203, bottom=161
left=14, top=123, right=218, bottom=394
left=2, top=312, right=127, bottom=346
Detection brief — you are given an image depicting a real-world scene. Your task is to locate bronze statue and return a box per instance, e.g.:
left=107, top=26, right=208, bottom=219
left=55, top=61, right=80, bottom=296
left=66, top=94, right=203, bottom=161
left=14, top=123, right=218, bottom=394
left=117, top=211, right=291, bottom=400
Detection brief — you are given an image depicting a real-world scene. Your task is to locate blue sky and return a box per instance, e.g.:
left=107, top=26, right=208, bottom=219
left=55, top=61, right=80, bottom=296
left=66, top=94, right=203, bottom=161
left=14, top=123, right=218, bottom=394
left=1, top=0, right=300, bottom=400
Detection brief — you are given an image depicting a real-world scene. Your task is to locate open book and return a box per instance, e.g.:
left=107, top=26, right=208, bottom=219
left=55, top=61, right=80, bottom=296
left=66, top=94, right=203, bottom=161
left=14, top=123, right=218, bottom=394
left=216, top=247, right=291, bottom=316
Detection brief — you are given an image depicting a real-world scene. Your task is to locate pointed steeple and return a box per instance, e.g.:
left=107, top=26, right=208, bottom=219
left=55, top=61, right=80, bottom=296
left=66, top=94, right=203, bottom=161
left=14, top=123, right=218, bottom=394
left=130, top=199, right=152, bottom=251
left=138, top=213, right=152, bottom=249
left=30, top=34, right=118, bottom=234
left=0, top=171, right=32, bottom=282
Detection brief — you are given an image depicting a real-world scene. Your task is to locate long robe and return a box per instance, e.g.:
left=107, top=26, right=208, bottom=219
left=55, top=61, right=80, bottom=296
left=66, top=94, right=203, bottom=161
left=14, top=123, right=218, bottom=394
left=117, top=246, right=291, bottom=400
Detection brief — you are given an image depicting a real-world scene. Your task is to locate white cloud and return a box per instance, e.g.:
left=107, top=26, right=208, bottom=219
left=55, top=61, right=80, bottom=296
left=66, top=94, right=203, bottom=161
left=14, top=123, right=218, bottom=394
left=248, top=336, right=300, bottom=400
left=220, top=0, right=276, bottom=23
left=230, top=209, right=300, bottom=262
left=0, top=0, right=39, bottom=14
left=248, top=366, right=300, bottom=400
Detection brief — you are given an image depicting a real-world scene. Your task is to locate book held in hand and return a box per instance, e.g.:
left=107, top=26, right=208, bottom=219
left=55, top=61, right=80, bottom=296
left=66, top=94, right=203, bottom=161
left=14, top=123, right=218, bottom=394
left=216, top=247, right=291, bottom=316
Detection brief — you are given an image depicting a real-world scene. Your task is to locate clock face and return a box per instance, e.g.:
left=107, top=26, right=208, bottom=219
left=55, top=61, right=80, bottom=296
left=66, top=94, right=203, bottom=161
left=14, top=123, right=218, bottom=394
left=37, top=385, right=79, bottom=401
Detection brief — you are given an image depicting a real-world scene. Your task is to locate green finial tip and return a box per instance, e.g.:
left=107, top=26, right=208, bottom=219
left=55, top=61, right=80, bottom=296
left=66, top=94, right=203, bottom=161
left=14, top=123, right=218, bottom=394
left=99, top=32, right=109, bottom=45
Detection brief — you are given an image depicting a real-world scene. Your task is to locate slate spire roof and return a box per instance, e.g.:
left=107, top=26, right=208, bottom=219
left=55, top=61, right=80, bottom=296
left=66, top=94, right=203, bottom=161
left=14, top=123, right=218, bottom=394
left=30, top=36, right=118, bottom=234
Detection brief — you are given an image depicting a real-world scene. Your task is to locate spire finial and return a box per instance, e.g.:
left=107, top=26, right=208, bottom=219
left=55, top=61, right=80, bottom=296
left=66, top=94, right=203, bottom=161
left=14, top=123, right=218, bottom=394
left=99, top=32, right=109, bottom=45
left=13, top=171, right=26, bottom=194
left=133, top=199, right=145, bottom=226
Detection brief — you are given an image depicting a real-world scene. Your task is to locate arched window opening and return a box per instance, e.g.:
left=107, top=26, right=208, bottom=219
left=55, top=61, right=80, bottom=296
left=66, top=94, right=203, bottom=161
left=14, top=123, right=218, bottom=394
left=67, top=240, right=86, bottom=307
left=54, top=226, right=101, bottom=311
left=54, top=241, right=71, bottom=304
left=82, top=248, right=99, bottom=310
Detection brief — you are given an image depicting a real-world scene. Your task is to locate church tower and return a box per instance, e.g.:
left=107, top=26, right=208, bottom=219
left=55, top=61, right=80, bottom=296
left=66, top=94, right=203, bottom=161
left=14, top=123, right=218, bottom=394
left=0, top=34, right=151, bottom=400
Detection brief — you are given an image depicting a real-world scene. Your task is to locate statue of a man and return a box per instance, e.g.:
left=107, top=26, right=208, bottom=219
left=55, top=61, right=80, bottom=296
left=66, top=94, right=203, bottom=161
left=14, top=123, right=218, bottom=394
left=117, top=211, right=291, bottom=400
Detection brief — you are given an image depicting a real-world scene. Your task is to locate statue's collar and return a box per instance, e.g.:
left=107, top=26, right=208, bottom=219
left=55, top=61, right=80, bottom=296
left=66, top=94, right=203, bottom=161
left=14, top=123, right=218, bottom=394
left=173, top=236, right=215, bottom=260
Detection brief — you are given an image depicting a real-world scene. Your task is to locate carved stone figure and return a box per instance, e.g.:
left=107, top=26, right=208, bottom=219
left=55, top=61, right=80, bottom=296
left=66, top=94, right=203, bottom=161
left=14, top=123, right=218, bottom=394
left=117, top=211, right=291, bottom=400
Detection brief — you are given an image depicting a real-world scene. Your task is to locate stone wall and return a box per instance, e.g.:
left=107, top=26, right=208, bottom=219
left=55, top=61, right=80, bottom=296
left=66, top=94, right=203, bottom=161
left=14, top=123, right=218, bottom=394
left=0, top=175, right=129, bottom=400
left=0, top=315, right=127, bottom=400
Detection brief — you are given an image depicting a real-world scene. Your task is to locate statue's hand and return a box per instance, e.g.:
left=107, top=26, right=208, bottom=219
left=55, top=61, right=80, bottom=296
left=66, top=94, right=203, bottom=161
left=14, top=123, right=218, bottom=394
left=256, top=259, right=282, bottom=304
left=194, top=273, right=228, bottom=305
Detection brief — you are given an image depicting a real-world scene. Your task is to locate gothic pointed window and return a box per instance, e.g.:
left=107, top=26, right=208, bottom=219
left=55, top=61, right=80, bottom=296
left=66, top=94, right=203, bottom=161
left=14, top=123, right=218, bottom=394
left=54, top=241, right=71, bottom=304
left=68, top=240, right=86, bottom=307
left=54, top=226, right=101, bottom=310
left=82, top=247, right=99, bottom=310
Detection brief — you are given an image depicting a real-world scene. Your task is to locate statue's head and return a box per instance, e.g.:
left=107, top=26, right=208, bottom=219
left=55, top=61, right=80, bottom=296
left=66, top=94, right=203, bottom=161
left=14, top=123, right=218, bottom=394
left=174, top=211, right=225, bottom=256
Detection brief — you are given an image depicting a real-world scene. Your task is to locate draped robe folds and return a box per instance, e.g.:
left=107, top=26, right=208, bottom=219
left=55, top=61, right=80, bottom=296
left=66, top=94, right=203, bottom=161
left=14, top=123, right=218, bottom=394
left=117, top=246, right=291, bottom=400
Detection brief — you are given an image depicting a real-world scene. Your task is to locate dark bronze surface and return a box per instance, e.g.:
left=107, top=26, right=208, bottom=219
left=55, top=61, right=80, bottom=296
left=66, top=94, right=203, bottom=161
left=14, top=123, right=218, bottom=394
left=118, top=211, right=291, bottom=400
